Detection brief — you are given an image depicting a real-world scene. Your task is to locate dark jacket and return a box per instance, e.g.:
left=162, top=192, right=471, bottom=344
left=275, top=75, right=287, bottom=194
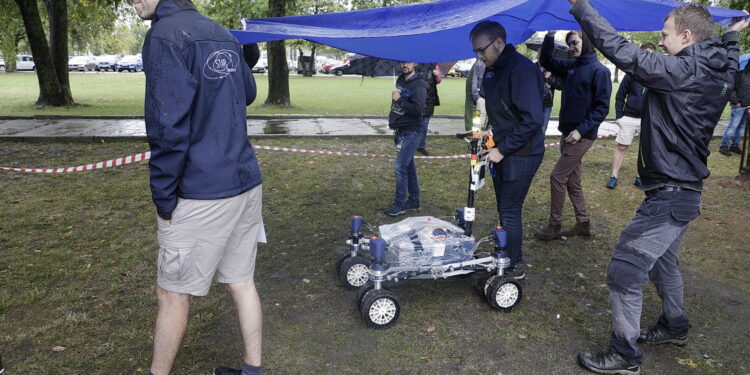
left=615, top=74, right=648, bottom=119
left=421, top=68, right=440, bottom=116
left=571, top=0, right=739, bottom=190
left=389, top=73, right=426, bottom=131
left=142, top=0, right=261, bottom=220
left=540, top=64, right=563, bottom=108
left=481, top=44, right=546, bottom=156
left=730, top=62, right=750, bottom=105
left=540, top=36, right=611, bottom=139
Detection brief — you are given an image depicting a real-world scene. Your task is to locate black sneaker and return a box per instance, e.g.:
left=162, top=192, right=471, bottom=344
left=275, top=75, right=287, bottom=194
left=730, top=145, right=743, bottom=154
left=403, top=200, right=420, bottom=211
left=213, top=366, right=241, bottom=375
left=606, top=176, right=618, bottom=189
left=637, top=326, right=688, bottom=346
left=577, top=348, right=641, bottom=375
left=417, top=148, right=429, bottom=156
left=384, top=204, right=405, bottom=217
left=503, top=265, right=526, bottom=280
left=719, top=146, right=732, bottom=156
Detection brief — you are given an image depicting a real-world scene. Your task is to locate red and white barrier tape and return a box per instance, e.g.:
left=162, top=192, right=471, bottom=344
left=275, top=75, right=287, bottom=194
left=0, top=133, right=617, bottom=173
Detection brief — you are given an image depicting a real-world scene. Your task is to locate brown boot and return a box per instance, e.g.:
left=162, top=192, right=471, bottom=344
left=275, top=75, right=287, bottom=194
left=535, top=224, right=562, bottom=240
left=562, top=221, right=591, bottom=237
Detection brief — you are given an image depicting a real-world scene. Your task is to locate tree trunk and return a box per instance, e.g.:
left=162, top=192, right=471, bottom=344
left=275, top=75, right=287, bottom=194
left=44, top=0, right=73, bottom=102
left=264, top=0, right=290, bottom=106
left=14, top=0, right=73, bottom=106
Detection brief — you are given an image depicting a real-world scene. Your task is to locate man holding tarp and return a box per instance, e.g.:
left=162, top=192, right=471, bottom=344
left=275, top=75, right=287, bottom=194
left=471, top=20, right=545, bottom=279
left=565, top=0, right=748, bottom=374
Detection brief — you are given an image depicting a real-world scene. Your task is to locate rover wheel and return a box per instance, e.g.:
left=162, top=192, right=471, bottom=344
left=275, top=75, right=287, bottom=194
left=361, top=289, right=400, bottom=329
left=486, top=277, right=522, bottom=312
left=338, top=255, right=370, bottom=289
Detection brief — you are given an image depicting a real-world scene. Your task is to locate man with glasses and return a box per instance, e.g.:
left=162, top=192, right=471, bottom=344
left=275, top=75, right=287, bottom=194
left=470, top=20, right=546, bottom=279
left=384, top=61, right=427, bottom=216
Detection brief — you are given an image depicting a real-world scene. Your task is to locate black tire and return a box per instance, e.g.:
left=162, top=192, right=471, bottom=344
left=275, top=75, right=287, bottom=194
left=355, top=281, right=375, bottom=310
left=334, top=253, right=351, bottom=278
left=338, top=255, right=370, bottom=289
left=361, top=289, right=400, bottom=329
left=473, top=273, right=495, bottom=299
left=335, top=69, right=343, bottom=76
left=486, top=277, right=522, bottom=312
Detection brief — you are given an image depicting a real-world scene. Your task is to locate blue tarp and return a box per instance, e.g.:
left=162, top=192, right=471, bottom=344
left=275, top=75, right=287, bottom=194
left=231, top=0, right=745, bottom=63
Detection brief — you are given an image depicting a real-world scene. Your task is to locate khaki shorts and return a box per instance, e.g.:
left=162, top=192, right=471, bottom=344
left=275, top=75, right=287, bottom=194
left=156, top=184, right=263, bottom=296
left=615, top=116, right=641, bottom=146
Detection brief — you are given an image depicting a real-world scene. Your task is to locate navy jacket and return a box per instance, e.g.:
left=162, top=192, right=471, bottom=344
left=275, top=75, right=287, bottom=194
left=572, top=0, right=738, bottom=189
left=481, top=44, right=546, bottom=156
left=142, top=0, right=261, bottom=219
left=540, top=36, right=611, bottom=139
left=615, top=74, right=647, bottom=119
left=389, top=73, right=426, bottom=131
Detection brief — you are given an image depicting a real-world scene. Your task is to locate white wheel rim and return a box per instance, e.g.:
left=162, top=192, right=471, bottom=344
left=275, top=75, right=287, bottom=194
left=495, top=283, right=519, bottom=308
left=369, top=297, right=397, bottom=325
left=347, top=264, right=369, bottom=287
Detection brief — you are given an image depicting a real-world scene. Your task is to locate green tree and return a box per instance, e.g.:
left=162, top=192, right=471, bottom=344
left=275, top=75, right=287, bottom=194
left=0, top=0, right=25, bottom=72
left=13, top=0, right=119, bottom=106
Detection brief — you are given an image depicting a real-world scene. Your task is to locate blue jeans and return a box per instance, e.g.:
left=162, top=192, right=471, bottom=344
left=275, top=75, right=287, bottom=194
left=418, top=116, right=430, bottom=149
left=491, top=154, right=544, bottom=267
left=542, top=106, right=553, bottom=135
left=393, top=129, right=421, bottom=206
left=721, top=105, right=746, bottom=148
left=607, top=190, right=700, bottom=365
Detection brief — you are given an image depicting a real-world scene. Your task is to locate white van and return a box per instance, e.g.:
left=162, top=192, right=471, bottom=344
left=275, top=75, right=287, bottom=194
left=16, top=55, right=35, bottom=71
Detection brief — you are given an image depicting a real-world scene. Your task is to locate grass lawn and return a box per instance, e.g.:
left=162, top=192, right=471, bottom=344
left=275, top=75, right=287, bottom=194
left=3, top=71, right=733, bottom=118
left=1, top=137, right=748, bottom=374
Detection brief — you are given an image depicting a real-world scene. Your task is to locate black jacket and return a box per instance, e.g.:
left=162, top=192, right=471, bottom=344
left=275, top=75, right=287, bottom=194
left=540, top=37, right=611, bottom=139
left=421, top=68, right=441, bottom=116
left=481, top=44, right=546, bottom=156
left=730, top=62, right=750, bottom=105
left=389, top=73, right=426, bottom=131
left=572, top=0, right=739, bottom=189
left=540, top=64, right=563, bottom=108
left=615, top=74, right=648, bottom=119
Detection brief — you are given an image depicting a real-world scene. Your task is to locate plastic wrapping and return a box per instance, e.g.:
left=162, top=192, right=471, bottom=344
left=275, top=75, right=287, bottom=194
left=379, top=216, right=476, bottom=267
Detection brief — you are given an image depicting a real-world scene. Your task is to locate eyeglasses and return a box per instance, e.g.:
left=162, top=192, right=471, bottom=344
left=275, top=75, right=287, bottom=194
left=567, top=40, right=580, bottom=47
left=473, top=40, right=495, bottom=55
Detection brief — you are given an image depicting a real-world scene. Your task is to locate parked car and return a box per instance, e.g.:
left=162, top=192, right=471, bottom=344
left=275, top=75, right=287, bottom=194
left=251, top=57, right=267, bottom=74
left=453, top=61, right=473, bottom=77
left=68, top=56, right=96, bottom=71
left=95, top=55, right=120, bottom=71
left=329, top=62, right=353, bottom=76
left=117, top=55, right=143, bottom=72
left=16, top=55, right=35, bottom=71
left=0, top=57, right=5, bottom=72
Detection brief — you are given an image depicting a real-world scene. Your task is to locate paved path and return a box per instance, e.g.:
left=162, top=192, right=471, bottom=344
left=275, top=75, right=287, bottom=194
left=0, top=116, right=731, bottom=141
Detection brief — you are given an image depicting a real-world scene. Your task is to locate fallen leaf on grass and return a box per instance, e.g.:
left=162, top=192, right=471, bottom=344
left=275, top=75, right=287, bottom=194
left=676, top=357, right=698, bottom=368
left=52, top=346, right=66, bottom=352
left=302, top=278, right=311, bottom=283
left=518, top=334, right=527, bottom=339
left=420, top=356, right=433, bottom=363
left=425, top=326, right=435, bottom=333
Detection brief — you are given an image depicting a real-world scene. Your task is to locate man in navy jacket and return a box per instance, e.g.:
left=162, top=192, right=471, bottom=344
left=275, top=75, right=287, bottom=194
left=135, top=0, right=264, bottom=374
left=471, top=20, right=546, bottom=279
left=385, top=62, right=427, bottom=216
